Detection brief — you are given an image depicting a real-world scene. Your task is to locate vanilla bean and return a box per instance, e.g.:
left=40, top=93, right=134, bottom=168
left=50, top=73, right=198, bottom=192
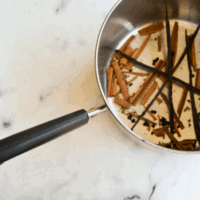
left=130, top=24, right=200, bottom=130
left=160, top=92, right=184, bottom=129
left=165, top=5, right=174, bottom=133
left=115, top=50, right=200, bottom=95
left=185, top=30, right=200, bottom=144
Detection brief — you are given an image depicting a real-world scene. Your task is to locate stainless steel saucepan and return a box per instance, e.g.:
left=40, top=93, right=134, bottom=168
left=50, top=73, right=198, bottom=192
left=1, top=0, right=200, bottom=163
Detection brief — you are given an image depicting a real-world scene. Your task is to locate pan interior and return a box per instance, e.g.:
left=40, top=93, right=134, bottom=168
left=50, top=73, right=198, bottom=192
left=96, top=0, right=200, bottom=151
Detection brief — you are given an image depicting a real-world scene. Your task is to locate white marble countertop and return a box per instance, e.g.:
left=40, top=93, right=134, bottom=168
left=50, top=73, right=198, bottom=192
left=1, top=0, right=200, bottom=199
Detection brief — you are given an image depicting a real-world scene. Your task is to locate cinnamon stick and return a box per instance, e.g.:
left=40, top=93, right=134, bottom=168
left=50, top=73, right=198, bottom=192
left=177, top=86, right=188, bottom=118
left=171, top=21, right=179, bottom=69
left=112, top=60, right=129, bottom=100
left=174, top=121, right=181, bottom=137
left=129, top=60, right=165, bottom=105
left=126, top=112, right=157, bottom=125
left=163, top=126, right=185, bottom=150
left=121, top=71, right=149, bottom=76
left=147, top=123, right=152, bottom=131
left=140, top=81, right=157, bottom=105
left=138, top=22, right=164, bottom=35
left=112, top=78, right=118, bottom=96
left=114, top=96, right=131, bottom=109
left=126, top=76, right=137, bottom=85
left=196, top=69, right=200, bottom=89
left=115, top=35, right=136, bottom=59
left=132, top=34, right=151, bottom=64
left=106, top=67, right=113, bottom=97
left=158, top=36, right=161, bottom=52
left=156, top=97, right=163, bottom=104
left=120, top=46, right=133, bottom=65
left=153, top=128, right=165, bottom=139
left=160, top=92, right=185, bottom=129
left=184, top=106, right=190, bottom=112
left=126, top=48, right=138, bottom=69
left=147, top=110, right=157, bottom=121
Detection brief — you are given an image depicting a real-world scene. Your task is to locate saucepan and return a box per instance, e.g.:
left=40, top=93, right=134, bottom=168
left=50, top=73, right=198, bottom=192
left=1, top=0, right=200, bottom=163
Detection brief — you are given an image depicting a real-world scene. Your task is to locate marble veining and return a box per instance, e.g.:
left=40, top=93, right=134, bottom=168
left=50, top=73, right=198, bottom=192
left=0, top=0, right=200, bottom=200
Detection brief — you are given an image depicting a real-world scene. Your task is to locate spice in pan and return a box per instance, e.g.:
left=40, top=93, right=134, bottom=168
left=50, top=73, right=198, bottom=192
left=126, top=76, right=138, bottom=85
left=112, top=78, right=118, bottom=96
left=165, top=6, right=174, bottom=134
left=120, top=46, right=133, bottom=65
left=126, top=112, right=157, bottom=126
left=153, top=57, right=159, bottom=65
left=157, top=114, right=161, bottom=127
left=171, top=21, right=179, bottom=69
left=112, top=60, right=130, bottom=100
left=132, top=34, right=151, bottom=64
left=126, top=48, right=138, bottom=69
left=158, top=36, right=161, bottom=52
left=153, top=128, right=166, bottom=139
left=140, top=81, right=158, bottom=105
left=184, top=106, right=190, bottom=112
left=138, top=22, right=164, bottom=36
left=147, top=110, right=157, bottom=121
left=156, top=97, right=163, bottom=104
left=151, top=110, right=157, bottom=114
left=129, top=60, right=165, bottom=105
left=115, top=35, right=136, bottom=59
left=177, top=86, right=188, bottom=118
left=147, top=123, right=152, bottom=131
left=196, top=69, right=200, bottom=89
left=165, top=22, right=179, bottom=73
left=106, top=67, right=113, bottom=97
left=121, top=71, right=149, bottom=76
left=114, top=96, right=131, bottom=109
left=174, top=121, right=181, bottom=137
left=160, top=92, right=184, bottom=129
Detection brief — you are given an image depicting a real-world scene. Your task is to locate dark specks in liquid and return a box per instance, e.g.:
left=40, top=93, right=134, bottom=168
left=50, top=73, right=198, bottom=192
left=166, top=145, right=171, bottom=148
left=154, top=38, right=157, bottom=41
left=152, top=57, right=159, bottom=65
left=131, top=118, right=135, bottom=123
left=128, top=114, right=132, bottom=120
left=160, top=117, right=170, bottom=126
left=129, top=69, right=133, bottom=72
left=151, top=132, right=154, bottom=135
left=171, top=51, right=175, bottom=57
left=129, top=83, right=133, bottom=87
left=152, top=124, right=156, bottom=128
left=151, top=110, right=157, bottom=114
left=187, top=100, right=191, bottom=103
left=177, top=125, right=180, bottom=128
left=192, top=74, right=195, bottom=78
left=3, top=121, right=11, bottom=128
left=143, top=121, right=149, bottom=127
left=189, top=124, right=191, bottom=127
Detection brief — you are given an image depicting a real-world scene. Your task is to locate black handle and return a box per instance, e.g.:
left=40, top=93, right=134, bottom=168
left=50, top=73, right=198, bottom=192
left=0, top=109, right=89, bottom=163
